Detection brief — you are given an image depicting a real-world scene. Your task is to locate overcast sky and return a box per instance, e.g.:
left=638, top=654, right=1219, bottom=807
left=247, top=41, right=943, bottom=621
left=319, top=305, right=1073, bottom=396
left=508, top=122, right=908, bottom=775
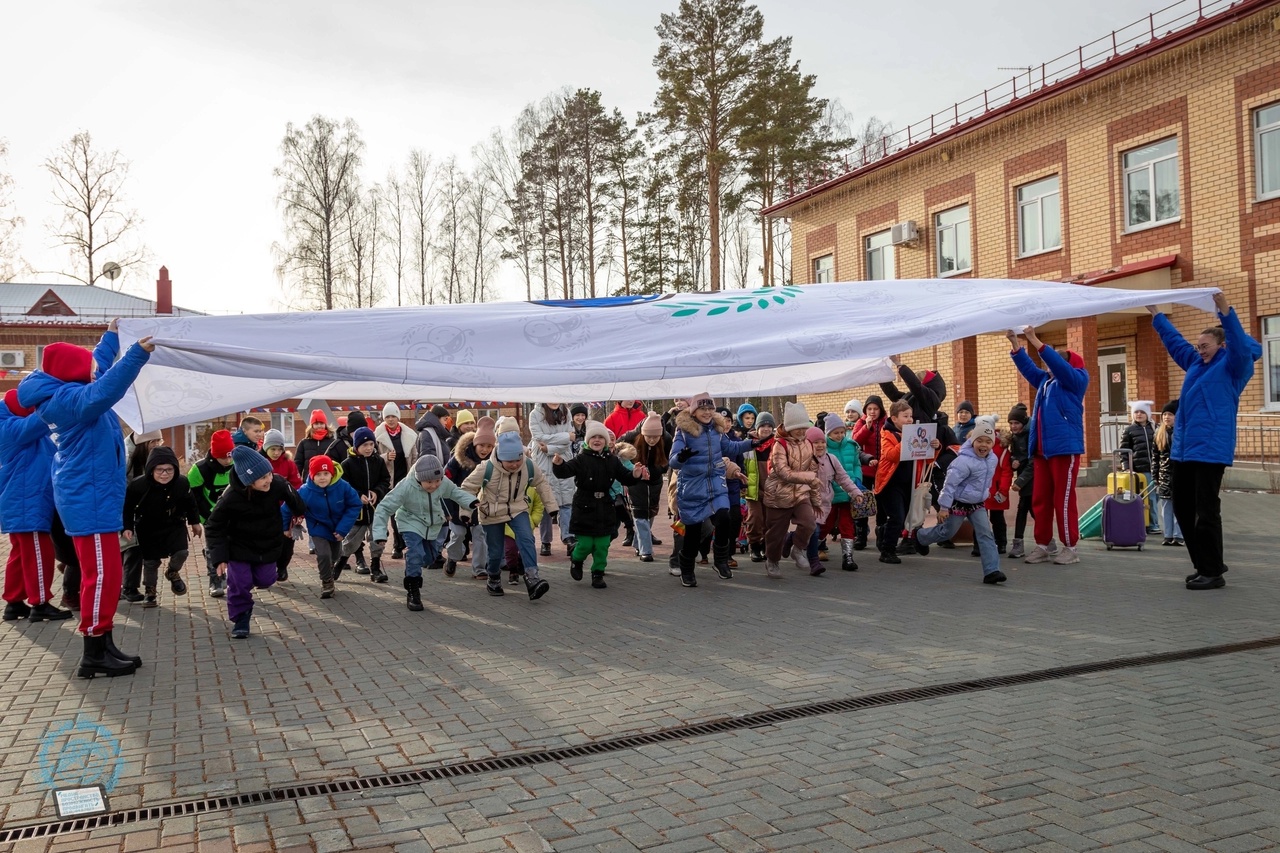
left=4, top=0, right=1175, bottom=315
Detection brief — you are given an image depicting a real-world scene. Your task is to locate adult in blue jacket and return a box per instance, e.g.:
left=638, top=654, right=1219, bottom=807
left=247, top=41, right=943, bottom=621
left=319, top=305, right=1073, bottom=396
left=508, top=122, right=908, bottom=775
left=1, top=389, right=71, bottom=623
left=669, top=393, right=755, bottom=587
left=1150, top=293, right=1260, bottom=590
left=16, top=326, right=154, bottom=678
left=1007, top=325, right=1089, bottom=567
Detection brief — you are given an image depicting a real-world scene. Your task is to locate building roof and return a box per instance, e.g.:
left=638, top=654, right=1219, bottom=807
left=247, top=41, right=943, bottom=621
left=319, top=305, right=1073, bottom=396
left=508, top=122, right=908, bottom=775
left=763, top=0, right=1276, bottom=218
left=0, top=282, right=202, bottom=325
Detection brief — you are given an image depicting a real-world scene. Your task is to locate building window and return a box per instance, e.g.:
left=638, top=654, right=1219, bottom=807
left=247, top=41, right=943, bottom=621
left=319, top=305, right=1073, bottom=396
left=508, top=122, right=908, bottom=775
left=270, top=412, right=296, bottom=447
left=1264, top=316, right=1280, bottom=411
left=935, top=205, right=971, bottom=276
left=813, top=254, right=834, bottom=283
left=1257, top=102, right=1280, bottom=201
left=1017, top=175, right=1062, bottom=256
left=1123, top=137, right=1179, bottom=230
left=865, top=231, right=895, bottom=281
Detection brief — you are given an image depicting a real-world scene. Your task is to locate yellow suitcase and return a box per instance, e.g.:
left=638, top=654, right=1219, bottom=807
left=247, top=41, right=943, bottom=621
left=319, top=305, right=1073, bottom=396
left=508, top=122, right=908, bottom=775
left=1105, top=471, right=1150, bottom=526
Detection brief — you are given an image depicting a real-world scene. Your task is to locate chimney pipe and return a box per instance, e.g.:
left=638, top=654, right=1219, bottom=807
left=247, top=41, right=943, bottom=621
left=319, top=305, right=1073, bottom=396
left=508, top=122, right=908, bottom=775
left=156, top=266, right=173, bottom=315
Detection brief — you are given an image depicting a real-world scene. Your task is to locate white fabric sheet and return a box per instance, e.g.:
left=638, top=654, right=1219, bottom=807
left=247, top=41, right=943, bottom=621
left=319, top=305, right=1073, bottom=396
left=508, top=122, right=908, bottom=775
left=113, top=280, right=1219, bottom=432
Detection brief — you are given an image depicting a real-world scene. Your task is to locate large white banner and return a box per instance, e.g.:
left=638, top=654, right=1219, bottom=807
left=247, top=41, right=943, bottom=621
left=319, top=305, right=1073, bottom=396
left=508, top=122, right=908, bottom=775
left=113, top=281, right=1219, bottom=431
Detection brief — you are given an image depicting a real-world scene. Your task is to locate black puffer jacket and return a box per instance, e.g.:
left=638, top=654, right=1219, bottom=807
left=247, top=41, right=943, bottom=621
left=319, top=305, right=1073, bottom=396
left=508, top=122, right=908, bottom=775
left=205, top=474, right=306, bottom=566
left=295, top=432, right=348, bottom=483
left=1120, top=421, right=1156, bottom=474
left=1007, top=428, right=1034, bottom=491
left=123, top=447, right=200, bottom=560
left=881, top=365, right=946, bottom=426
left=343, top=447, right=391, bottom=525
left=552, top=449, right=644, bottom=537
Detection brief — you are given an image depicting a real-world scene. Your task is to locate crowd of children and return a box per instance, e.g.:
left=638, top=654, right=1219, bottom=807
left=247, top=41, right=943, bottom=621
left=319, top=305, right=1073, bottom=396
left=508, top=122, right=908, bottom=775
left=2, top=296, right=1260, bottom=677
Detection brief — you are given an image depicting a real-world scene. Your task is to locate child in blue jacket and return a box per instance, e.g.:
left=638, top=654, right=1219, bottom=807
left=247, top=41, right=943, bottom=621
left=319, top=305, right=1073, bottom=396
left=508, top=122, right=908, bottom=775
left=298, top=455, right=362, bottom=599
left=911, top=419, right=1007, bottom=585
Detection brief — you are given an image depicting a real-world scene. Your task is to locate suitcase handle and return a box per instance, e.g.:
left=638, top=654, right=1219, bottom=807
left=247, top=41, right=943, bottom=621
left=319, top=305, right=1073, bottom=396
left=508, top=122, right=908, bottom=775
left=1112, top=448, right=1136, bottom=497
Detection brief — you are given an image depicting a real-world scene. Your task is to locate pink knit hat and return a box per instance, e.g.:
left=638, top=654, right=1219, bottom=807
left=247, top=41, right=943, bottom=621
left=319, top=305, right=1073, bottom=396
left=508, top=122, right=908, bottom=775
left=805, top=426, right=826, bottom=445
left=641, top=412, right=663, bottom=438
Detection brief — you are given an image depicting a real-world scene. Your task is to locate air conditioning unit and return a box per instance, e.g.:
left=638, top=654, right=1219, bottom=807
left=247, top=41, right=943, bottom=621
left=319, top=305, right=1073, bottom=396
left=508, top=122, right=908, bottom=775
left=890, top=221, right=920, bottom=245
left=0, top=351, right=24, bottom=368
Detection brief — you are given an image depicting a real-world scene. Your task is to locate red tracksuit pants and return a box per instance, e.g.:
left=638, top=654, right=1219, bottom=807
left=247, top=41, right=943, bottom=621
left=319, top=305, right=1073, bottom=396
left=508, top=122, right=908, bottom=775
left=4, top=532, right=56, bottom=607
left=72, top=533, right=122, bottom=636
left=1031, top=454, right=1080, bottom=549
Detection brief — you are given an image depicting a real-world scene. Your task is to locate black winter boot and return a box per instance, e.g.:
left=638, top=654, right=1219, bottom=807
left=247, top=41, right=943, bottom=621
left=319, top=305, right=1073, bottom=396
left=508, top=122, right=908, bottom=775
left=679, top=554, right=697, bottom=588
left=713, top=542, right=733, bottom=579
left=77, top=635, right=137, bottom=678
left=104, top=629, right=142, bottom=666
left=841, top=539, right=858, bottom=571
left=405, top=576, right=424, bottom=611
left=3, top=600, right=31, bottom=621
left=371, top=557, right=388, bottom=583
left=749, top=542, right=765, bottom=563
left=622, top=529, right=635, bottom=548
left=332, top=555, right=349, bottom=581
left=669, top=533, right=683, bottom=569
left=591, top=571, right=607, bottom=589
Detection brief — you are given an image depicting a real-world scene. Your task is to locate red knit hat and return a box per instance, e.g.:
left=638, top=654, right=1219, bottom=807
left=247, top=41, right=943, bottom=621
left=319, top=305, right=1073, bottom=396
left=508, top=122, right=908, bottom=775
left=42, top=342, right=93, bottom=383
left=1065, top=350, right=1085, bottom=369
left=309, top=455, right=336, bottom=478
left=209, top=429, right=235, bottom=459
left=922, top=370, right=938, bottom=385
left=3, top=389, right=35, bottom=417
left=309, top=409, right=328, bottom=425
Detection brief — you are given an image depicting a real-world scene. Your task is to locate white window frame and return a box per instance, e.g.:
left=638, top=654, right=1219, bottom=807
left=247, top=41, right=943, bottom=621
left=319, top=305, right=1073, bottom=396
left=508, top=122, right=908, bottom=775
left=935, top=205, right=971, bottom=277
left=1256, top=102, right=1280, bottom=202
left=1123, top=137, right=1180, bottom=232
left=270, top=412, right=296, bottom=447
left=812, top=253, right=834, bottom=284
left=1263, top=316, right=1280, bottom=412
left=864, top=230, right=896, bottom=281
left=1016, top=175, right=1062, bottom=258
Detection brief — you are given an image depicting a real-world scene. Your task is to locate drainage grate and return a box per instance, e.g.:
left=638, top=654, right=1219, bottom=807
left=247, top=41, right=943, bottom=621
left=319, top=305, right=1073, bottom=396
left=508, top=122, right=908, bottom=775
left=5, top=634, right=1279, bottom=842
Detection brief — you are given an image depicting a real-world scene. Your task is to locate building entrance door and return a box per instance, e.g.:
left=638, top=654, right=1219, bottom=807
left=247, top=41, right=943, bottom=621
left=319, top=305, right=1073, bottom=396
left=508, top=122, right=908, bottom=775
left=1099, top=348, right=1127, bottom=455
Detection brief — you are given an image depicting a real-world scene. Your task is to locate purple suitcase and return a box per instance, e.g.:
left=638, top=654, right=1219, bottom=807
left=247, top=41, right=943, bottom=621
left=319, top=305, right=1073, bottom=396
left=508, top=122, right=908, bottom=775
left=1102, top=449, right=1146, bottom=551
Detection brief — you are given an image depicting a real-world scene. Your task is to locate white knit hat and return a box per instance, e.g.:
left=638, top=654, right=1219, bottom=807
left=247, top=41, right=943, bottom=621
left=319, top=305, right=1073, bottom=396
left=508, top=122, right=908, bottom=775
left=382, top=402, right=401, bottom=419
left=970, top=415, right=998, bottom=443
left=1128, top=400, right=1153, bottom=419
left=495, top=416, right=521, bottom=435
left=782, top=401, right=811, bottom=432
left=585, top=420, right=609, bottom=444
left=843, top=399, right=863, bottom=416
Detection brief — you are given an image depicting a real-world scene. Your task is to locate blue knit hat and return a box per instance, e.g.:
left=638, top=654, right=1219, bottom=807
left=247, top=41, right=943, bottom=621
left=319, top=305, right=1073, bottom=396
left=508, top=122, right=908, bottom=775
left=232, top=445, right=273, bottom=484
left=496, top=431, right=524, bottom=462
left=351, top=426, right=376, bottom=448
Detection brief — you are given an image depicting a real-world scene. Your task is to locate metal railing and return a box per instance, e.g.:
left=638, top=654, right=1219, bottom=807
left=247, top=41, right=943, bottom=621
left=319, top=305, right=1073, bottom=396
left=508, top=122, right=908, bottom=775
left=1096, top=412, right=1280, bottom=469
left=784, top=0, right=1244, bottom=198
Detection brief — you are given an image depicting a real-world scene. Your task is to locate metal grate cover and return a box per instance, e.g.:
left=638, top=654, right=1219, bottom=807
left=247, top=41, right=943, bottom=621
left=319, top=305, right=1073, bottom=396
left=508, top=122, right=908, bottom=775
left=5, top=634, right=1279, bottom=842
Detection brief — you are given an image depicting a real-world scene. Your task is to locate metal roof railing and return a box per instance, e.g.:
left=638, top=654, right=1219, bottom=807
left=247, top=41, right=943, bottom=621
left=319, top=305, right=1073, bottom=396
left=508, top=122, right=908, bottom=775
left=779, top=0, right=1250, bottom=204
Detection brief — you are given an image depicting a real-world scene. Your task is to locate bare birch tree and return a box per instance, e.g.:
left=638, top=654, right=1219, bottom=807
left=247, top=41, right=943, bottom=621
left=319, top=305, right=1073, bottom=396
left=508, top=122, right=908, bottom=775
left=274, top=115, right=364, bottom=310
left=43, top=131, right=147, bottom=289
left=0, top=139, right=23, bottom=282
left=381, top=172, right=408, bottom=306
left=405, top=149, right=436, bottom=305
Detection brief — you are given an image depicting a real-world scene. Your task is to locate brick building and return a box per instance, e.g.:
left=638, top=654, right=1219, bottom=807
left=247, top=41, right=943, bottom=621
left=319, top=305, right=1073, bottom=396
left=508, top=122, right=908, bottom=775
left=0, top=270, right=520, bottom=467
left=765, top=0, right=1280, bottom=470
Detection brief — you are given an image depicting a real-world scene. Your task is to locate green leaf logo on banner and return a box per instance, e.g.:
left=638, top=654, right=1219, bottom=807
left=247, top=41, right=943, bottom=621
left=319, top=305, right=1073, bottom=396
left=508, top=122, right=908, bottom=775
left=662, top=286, right=802, bottom=319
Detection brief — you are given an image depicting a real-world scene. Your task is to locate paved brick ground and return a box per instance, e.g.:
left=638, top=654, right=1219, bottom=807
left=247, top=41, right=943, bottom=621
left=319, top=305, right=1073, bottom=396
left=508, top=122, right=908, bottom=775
left=1, top=492, right=1277, bottom=851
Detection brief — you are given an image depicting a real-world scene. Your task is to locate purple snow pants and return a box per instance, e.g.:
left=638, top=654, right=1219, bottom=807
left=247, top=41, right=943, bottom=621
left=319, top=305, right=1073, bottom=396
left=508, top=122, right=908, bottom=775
left=226, top=561, right=276, bottom=622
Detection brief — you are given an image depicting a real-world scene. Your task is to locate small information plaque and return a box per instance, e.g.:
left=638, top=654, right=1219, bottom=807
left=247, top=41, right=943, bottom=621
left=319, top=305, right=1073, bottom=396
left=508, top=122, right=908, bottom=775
left=53, top=785, right=108, bottom=818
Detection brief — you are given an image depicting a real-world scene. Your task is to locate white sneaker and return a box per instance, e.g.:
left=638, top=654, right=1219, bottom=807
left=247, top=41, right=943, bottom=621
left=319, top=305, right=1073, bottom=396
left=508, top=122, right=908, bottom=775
left=790, top=546, right=810, bottom=572
left=1052, top=546, right=1080, bottom=565
left=766, top=561, right=783, bottom=579
left=669, top=566, right=681, bottom=577
left=1024, top=545, right=1053, bottom=564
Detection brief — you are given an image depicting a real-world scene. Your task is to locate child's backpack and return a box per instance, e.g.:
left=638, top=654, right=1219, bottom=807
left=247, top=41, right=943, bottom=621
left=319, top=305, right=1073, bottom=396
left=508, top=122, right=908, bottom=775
left=482, top=458, right=535, bottom=493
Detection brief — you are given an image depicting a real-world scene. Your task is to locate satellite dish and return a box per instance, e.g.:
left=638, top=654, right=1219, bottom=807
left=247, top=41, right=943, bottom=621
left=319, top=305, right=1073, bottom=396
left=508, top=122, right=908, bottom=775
left=102, top=262, right=121, bottom=281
